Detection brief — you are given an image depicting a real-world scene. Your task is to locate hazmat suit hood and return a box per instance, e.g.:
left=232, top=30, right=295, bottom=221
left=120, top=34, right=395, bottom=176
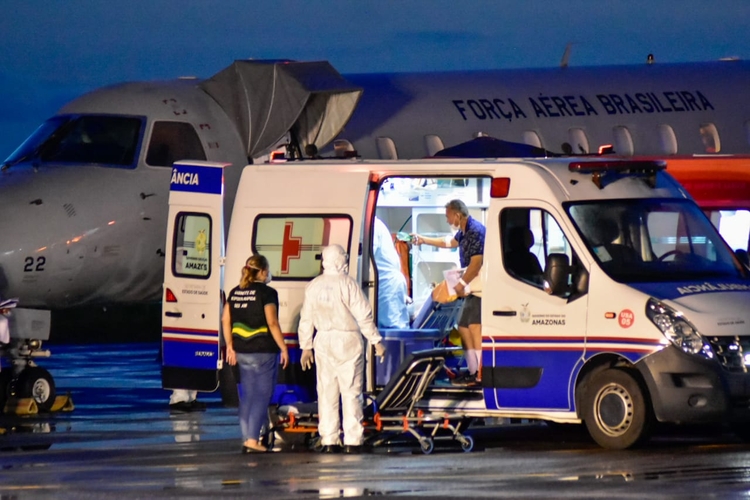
left=322, top=244, right=348, bottom=275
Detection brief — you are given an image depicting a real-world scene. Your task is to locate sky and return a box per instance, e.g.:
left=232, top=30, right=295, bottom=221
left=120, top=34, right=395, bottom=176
left=1, top=0, right=748, bottom=158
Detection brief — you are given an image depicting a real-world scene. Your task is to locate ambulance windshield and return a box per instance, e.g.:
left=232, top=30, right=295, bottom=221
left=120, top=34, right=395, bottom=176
left=2, top=114, right=143, bottom=169
left=567, top=199, right=748, bottom=283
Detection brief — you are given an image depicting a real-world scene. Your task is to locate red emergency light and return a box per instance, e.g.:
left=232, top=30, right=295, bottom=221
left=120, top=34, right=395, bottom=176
left=490, top=177, right=511, bottom=198
left=569, top=160, right=666, bottom=189
left=569, top=160, right=666, bottom=173
left=165, top=288, right=177, bottom=303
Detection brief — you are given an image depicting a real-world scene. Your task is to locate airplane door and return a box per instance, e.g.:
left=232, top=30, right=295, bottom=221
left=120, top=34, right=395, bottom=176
left=482, top=199, right=589, bottom=413
left=162, top=161, right=229, bottom=392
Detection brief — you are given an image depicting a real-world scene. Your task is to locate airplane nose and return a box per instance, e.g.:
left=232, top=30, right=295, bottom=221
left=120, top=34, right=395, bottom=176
left=0, top=167, right=89, bottom=306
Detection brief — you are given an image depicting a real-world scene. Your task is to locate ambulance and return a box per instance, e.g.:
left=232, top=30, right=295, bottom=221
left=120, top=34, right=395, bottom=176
left=162, top=157, right=750, bottom=450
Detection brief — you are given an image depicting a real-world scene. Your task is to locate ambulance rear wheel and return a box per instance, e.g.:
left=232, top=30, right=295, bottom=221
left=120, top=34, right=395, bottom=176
left=583, top=368, right=652, bottom=450
left=17, top=367, right=56, bottom=412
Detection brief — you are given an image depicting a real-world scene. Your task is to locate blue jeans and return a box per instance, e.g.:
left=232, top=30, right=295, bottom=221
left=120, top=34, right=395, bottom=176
left=236, top=352, right=278, bottom=442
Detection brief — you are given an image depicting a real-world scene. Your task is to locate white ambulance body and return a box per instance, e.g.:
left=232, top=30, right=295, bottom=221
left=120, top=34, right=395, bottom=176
left=165, top=157, right=750, bottom=449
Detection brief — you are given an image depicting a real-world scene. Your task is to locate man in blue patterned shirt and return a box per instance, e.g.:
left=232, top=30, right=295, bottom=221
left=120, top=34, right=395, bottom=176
left=412, top=199, right=485, bottom=386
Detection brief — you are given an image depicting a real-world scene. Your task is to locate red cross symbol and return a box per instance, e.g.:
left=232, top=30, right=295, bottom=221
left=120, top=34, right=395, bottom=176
left=281, top=222, right=302, bottom=274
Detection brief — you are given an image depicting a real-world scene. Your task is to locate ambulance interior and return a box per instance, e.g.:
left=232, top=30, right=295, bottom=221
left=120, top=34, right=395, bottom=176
left=371, top=176, right=490, bottom=385
left=373, top=176, right=489, bottom=326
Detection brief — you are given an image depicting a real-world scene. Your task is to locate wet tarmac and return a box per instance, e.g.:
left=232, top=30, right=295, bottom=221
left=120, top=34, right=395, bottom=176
left=2, top=343, right=750, bottom=498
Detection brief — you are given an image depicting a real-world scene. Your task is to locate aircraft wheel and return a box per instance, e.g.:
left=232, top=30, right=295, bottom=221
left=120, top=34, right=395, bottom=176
left=17, top=367, right=56, bottom=412
left=418, top=437, right=434, bottom=455
left=583, top=368, right=651, bottom=450
left=459, top=435, right=474, bottom=452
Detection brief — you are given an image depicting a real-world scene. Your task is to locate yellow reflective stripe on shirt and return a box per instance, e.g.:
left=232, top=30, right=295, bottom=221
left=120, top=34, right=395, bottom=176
left=231, top=323, right=269, bottom=338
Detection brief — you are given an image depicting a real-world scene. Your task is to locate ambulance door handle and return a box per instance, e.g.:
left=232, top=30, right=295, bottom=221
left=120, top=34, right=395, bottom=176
left=165, top=311, right=183, bottom=318
left=493, top=310, right=517, bottom=317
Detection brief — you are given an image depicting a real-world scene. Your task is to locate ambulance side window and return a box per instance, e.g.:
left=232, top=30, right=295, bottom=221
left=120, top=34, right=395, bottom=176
left=252, top=214, right=353, bottom=280
left=501, top=208, right=574, bottom=289
left=172, top=212, right=212, bottom=279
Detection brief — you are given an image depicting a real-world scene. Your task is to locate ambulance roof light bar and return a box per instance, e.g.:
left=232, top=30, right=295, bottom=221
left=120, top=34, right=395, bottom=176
left=569, top=160, right=666, bottom=189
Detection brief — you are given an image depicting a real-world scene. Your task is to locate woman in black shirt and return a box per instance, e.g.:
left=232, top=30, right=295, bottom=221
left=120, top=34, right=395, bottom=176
left=222, top=254, right=289, bottom=453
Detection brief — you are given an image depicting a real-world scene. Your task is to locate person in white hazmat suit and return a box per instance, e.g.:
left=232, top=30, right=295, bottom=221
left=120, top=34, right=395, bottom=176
left=298, top=244, right=387, bottom=454
left=373, top=217, right=410, bottom=329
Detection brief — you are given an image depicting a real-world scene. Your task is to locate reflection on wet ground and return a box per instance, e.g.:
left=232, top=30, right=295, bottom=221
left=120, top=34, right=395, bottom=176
left=1, top=343, right=750, bottom=498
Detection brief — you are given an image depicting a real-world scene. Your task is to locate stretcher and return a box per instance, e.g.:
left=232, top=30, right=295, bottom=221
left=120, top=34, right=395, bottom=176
left=271, top=348, right=475, bottom=454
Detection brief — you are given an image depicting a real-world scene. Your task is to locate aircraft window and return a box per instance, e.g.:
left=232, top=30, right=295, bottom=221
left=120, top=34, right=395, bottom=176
left=522, top=131, right=543, bottom=149
left=33, top=115, right=143, bottom=167
left=745, top=121, right=750, bottom=147
left=500, top=207, right=575, bottom=290
left=424, top=135, right=444, bottom=156
left=252, top=215, right=353, bottom=280
left=567, top=128, right=589, bottom=154
left=699, top=123, right=721, bottom=153
left=658, top=124, right=678, bottom=155
left=172, top=212, right=212, bottom=279
left=333, top=139, right=355, bottom=158
left=2, top=115, right=69, bottom=167
left=376, top=137, right=398, bottom=160
left=612, top=126, right=634, bottom=156
left=146, top=122, right=206, bottom=167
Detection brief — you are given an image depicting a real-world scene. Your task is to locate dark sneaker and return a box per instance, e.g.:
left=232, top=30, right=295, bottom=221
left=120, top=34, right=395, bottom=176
left=450, top=372, right=472, bottom=386
left=452, top=373, right=479, bottom=387
left=169, top=400, right=206, bottom=413
left=169, top=401, right=194, bottom=413
left=189, top=400, right=207, bottom=411
left=321, top=445, right=342, bottom=454
left=344, top=445, right=363, bottom=454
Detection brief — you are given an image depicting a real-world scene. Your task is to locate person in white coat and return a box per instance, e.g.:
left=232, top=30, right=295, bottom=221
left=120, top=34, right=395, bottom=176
left=298, top=244, right=386, bottom=454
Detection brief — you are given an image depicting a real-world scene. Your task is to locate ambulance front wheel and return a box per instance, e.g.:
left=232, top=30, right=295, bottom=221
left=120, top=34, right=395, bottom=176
left=17, top=366, right=56, bottom=412
left=583, top=368, right=652, bottom=450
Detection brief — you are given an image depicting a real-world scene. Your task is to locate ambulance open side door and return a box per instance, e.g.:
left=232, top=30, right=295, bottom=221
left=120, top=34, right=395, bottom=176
left=162, top=161, right=229, bottom=392
left=224, top=165, right=374, bottom=386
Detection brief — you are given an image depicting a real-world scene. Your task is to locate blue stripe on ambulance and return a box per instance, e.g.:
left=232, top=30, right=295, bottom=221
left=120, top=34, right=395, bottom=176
left=481, top=336, right=664, bottom=411
left=162, top=327, right=219, bottom=370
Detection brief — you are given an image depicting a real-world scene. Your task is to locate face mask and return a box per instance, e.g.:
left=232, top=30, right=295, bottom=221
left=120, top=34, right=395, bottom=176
left=264, top=271, right=273, bottom=284
left=449, top=216, right=461, bottom=232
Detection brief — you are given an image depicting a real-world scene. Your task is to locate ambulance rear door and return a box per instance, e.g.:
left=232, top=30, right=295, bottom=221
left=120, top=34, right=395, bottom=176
left=162, top=160, right=229, bottom=392
left=225, top=164, right=373, bottom=367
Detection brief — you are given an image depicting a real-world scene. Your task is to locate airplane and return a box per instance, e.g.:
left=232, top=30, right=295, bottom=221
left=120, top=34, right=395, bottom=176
left=0, top=58, right=749, bottom=407
left=2, top=58, right=749, bottom=310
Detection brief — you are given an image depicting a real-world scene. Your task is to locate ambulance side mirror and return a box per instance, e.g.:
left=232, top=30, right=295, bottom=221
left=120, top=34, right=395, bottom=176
left=544, top=253, right=570, bottom=297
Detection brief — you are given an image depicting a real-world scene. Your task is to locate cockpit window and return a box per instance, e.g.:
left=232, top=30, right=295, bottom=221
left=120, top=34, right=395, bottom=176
left=3, top=116, right=69, bottom=167
left=146, top=121, right=206, bottom=167
left=2, top=115, right=143, bottom=169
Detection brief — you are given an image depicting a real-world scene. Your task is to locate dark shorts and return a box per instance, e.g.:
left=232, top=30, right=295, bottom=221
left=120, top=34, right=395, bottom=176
left=458, top=295, right=481, bottom=327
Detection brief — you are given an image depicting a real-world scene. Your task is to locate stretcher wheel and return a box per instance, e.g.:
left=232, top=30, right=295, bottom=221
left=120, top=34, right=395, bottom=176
left=419, top=437, right=434, bottom=455
left=459, top=435, right=474, bottom=452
